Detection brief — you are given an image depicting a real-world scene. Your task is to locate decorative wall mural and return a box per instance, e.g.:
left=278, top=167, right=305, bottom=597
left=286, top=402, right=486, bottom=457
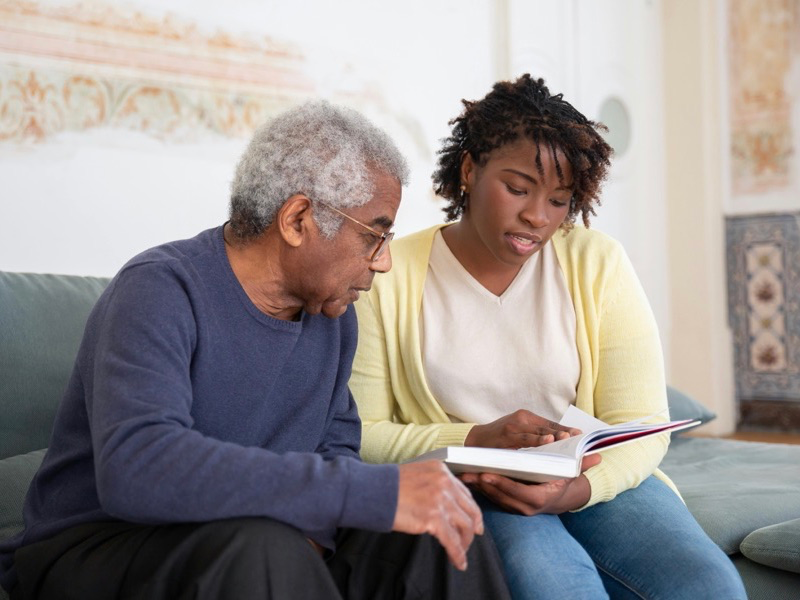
left=0, top=0, right=430, bottom=157
left=0, top=68, right=300, bottom=142
left=728, top=0, right=797, bottom=195
left=727, top=213, right=800, bottom=431
left=0, top=0, right=317, bottom=143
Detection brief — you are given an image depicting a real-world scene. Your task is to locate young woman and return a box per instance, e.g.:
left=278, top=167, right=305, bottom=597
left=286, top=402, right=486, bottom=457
left=350, top=75, right=746, bottom=599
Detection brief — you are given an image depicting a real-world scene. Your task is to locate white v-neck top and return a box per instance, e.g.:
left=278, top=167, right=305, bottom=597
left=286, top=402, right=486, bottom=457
left=420, top=229, right=580, bottom=423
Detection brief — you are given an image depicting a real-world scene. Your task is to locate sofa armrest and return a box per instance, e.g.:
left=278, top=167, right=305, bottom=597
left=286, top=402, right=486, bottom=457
left=0, top=449, right=47, bottom=542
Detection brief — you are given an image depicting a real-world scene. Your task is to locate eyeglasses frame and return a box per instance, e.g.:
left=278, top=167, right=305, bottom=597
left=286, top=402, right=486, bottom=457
left=315, top=201, right=394, bottom=262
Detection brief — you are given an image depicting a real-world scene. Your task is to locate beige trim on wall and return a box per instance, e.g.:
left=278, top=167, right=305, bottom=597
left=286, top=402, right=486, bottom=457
left=662, top=0, right=736, bottom=434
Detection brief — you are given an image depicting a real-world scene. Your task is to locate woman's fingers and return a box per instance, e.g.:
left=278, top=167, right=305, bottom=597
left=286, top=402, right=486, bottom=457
left=472, top=475, right=570, bottom=516
left=466, top=409, right=583, bottom=449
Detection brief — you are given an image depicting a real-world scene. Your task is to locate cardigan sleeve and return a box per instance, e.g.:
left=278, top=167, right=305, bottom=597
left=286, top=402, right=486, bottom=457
left=351, top=290, right=475, bottom=464
left=580, top=242, right=671, bottom=507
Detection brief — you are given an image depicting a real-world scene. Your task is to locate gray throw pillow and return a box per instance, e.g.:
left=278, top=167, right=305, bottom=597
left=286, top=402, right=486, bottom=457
left=666, top=386, right=716, bottom=430
left=741, top=517, right=800, bottom=574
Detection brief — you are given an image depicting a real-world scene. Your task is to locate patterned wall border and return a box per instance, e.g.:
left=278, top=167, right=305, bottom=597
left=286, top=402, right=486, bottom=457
left=0, top=1, right=320, bottom=143
left=726, top=213, right=800, bottom=430
left=0, top=66, right=305, bottom=142
left=0, top=0, right=435, bottom=155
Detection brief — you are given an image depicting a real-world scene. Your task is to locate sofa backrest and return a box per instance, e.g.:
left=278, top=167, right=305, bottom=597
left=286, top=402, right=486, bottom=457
left=0, top=271, right=110, bottom=459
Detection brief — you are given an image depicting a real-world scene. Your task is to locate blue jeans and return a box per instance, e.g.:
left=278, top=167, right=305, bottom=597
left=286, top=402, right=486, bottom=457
left=480, top=477, right=746, bottom=600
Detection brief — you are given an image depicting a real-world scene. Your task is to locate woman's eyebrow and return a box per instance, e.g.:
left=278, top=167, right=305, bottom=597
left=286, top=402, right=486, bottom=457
left=502, top=168, right=573, bottom=191
left=502, top=168, right=537, bottom=184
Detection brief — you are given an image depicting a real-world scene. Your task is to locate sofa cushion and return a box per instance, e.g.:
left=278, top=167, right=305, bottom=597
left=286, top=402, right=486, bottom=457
left=666, top=386, right=716, bottom=431
left=660, top=437, right=800, bottom=555
left=0, top=449, right=46, bottom=542
left=0, top=271, right=108, bottom=459
left=740, top=517, right=800, bottom=574
left=732, top=553, right=800, bottom=600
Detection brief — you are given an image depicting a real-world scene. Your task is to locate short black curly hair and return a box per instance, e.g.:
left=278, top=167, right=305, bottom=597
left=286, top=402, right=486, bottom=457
left=433, top=74, right=613, bottom=228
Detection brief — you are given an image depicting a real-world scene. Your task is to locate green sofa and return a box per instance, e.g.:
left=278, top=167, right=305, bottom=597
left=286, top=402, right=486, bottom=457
left=0, top=271, right=109, bottom=599
left=1, top=270, right=799, bottom=599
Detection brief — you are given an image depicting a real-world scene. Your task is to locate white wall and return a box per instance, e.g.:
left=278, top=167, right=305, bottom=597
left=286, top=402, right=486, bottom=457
left=0, top=0, right=499, bottom=276
left=0, top=132, right=244, bottom=276
left=507, top=0, right=670, bottom=362
left=1, top=1, right=670, bottom=363
left=662, top=0, right=736, bottom=434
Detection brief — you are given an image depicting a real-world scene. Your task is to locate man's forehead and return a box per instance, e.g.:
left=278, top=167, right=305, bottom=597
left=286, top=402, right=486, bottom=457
left=355, top=203, right=395, bottom=230
left=355, top=174, right=401, bottom=228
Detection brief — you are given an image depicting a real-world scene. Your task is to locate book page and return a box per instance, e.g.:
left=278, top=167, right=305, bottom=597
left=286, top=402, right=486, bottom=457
left=518, top=433, right=586, bottom=460
left=559, top=405, right=669, bottom=432
left=559, top=405, right=608, bottom=432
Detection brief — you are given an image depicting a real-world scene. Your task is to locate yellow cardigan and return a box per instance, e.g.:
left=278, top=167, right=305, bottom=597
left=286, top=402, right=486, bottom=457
left=351, top=224, right=678, bottom=507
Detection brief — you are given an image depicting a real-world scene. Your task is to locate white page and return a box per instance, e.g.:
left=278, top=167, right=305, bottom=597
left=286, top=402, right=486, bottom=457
left=559, top=405, right=669, bottom=433
left=559, top=405, right=608, bottom=432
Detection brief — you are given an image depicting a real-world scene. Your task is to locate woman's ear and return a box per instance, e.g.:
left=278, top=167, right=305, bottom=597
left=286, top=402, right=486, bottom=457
left=460, top=151, right=475, bottom=190
left=276, top=194, right=314, bottom=248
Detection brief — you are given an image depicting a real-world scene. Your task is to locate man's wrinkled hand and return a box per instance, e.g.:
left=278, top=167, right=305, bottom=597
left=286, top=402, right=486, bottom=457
left=393, top=460, right=484, bottom=571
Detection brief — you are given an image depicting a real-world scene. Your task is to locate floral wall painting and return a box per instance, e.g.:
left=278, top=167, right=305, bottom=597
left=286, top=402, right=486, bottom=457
left=0, top=0, right=318, bottom=143
left=0, top=0, right=441, bottom=279
left=0, top=0, right=429, bottom=156
left=728, top=0, right=798, bottom=196
left=727, top=213, right=800, bottom=431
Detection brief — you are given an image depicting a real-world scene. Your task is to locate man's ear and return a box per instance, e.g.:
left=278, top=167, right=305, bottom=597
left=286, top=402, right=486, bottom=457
left=276, top=194, right=315, bottom=248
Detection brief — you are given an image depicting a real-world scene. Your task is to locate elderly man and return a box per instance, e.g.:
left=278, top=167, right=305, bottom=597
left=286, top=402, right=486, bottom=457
left=0, top=102, right=509, bottom=599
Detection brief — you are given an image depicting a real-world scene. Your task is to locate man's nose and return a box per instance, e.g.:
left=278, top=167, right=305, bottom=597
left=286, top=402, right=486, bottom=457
left=370, top=245, right=392, bottom=273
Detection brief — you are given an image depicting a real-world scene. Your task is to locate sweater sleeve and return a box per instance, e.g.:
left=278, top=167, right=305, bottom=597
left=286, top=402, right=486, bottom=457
left=315, top=307, right=363, bottom=462
left=90, top=264, right=398, bottom=542
left=352, top=290, right=475, bottom=464
left=581, top=243, right=670, bottom=507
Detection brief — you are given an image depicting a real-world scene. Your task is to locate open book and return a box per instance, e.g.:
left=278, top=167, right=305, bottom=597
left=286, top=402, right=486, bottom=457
left=410, top=406, right=699, bottom=483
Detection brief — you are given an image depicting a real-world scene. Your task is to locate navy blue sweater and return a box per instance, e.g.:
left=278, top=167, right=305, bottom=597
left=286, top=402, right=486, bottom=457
left=0, top=226, right=398, bottom=591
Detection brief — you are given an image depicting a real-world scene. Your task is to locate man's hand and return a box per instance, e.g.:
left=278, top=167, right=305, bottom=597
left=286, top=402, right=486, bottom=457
left=460, top=454, right=602, bottom=515
left=393, top=460, right=484, bottom=571
left=465, top=409, right=581, bottom=449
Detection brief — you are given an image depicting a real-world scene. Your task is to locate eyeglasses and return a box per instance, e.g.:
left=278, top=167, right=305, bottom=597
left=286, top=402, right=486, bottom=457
left=316, top=201, right=394, bottom=262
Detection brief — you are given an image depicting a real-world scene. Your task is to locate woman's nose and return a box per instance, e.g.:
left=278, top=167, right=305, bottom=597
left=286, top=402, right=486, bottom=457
left=521, top=198, right=550, bottom=228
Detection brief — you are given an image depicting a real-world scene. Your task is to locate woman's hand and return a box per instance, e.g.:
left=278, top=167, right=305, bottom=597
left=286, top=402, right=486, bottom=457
left=465, top=409, right=581, bottom=449
left=460, top=454, right=602, bottom=515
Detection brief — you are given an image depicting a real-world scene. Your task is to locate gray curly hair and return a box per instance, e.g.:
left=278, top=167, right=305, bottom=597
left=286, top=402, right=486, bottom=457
left=228, top=100, right=410, bottom=240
